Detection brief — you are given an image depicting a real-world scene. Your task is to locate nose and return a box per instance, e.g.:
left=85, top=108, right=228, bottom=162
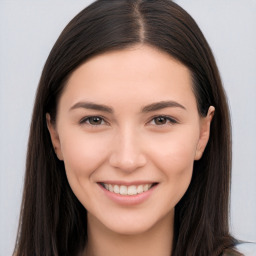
left=109, top=128, right=147, bottom=172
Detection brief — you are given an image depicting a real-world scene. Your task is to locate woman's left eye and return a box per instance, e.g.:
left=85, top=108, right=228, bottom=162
left=149, top=116, right=177, bottom=126
left=80, top=116, right=106, bottom=126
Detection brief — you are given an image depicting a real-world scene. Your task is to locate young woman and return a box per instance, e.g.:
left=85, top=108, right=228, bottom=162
left=13, top=0, right=254, bottom=255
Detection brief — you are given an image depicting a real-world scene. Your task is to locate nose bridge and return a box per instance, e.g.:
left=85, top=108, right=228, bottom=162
left=109, top=124, right=146, bottom=172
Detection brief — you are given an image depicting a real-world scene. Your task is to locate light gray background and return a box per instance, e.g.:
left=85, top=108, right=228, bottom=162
left=0, top=1, right=255, bottom=255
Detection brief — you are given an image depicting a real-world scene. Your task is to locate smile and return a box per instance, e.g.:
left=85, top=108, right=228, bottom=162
left=100, top=183, right=156, bottom=196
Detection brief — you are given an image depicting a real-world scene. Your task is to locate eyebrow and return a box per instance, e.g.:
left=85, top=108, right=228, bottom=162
left=69, top=100, right=186, bottom=113
left=141, top=101, right=186, bottom=113
left=69, top=102, right=113, bottom=113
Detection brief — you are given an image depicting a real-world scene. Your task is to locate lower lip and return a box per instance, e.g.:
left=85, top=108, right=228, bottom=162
left=98, top=184, right=158, bottom=206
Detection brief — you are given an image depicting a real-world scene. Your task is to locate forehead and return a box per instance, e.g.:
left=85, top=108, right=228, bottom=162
left=59, top=45, right=197, bottom=111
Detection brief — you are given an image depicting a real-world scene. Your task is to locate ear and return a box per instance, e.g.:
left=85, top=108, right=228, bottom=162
left=194, top=106, right=215, bottom=160
left=46, top=113, right=63, bottom=160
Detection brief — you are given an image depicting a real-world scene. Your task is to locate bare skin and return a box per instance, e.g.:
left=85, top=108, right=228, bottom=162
left=47, top=44, right=214, bottom=256
left=85, top=209, right=173, bottom=256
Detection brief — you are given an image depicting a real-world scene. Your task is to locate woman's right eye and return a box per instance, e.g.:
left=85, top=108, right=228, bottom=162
left=80, top=116, right=106, bottom=126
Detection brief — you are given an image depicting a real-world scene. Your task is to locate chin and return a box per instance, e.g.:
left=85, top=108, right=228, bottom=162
left=96, top=210, right=173, bottom=236
left=109, top=222, right=153, bottom=236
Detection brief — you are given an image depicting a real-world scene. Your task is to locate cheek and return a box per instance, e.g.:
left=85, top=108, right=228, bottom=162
left=58, top=129, right=112, bottom=209
left=150, top=129, right=199, bottom=171
left=148, top=129, right=199, bottom=201
left=59, top=129, right=110, bottom=180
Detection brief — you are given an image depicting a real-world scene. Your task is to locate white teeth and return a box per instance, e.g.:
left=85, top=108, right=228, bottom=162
left=102, top=183, right=154, bottom=196
left=128, top=185, right=137, bottom=195
left=120, top=185, right=127, bottom=195
left=143, top=184, right=149, bottom=192
left=137, top=185, right=143, bottom=194
left=114, top=185, right=119, bottom=194
left=109, top=184, right=114, bottom=192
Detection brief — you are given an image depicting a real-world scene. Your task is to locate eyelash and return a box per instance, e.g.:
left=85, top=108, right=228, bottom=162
left=148, top=115, right=178, bottom=126
left=80, top=116, right=108, bottom=126
left=79, top=115, right=178, bottom=127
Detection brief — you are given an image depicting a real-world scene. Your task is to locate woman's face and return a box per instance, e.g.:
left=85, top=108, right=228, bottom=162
left=47, top=45, right=213, bottom=235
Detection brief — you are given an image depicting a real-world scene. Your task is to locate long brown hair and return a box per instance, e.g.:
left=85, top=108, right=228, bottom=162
left=14, top=0, right=240, bottom=255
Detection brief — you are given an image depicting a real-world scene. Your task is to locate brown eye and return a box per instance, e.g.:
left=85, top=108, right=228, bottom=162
left=154, top=117, right=167, bottom=125
left=88, top=117, right=103, bottom=125
left=81, top=116, right=105, bottom=125
left=150, top=116, right=177, bottom=126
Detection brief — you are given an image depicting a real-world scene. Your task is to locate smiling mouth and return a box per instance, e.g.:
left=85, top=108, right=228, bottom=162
left=99, top=183, right=158, bottom=196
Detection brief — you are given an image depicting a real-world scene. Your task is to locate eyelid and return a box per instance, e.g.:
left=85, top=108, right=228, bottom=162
left=78, top=115, right=178, bottom=127
left=147, top=115, right=179, bottom=125
left=79, top=115, right=109, bottom=126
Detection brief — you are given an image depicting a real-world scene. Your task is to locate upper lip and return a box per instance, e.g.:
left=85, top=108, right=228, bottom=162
left=98, top=181, right=158, bottom=186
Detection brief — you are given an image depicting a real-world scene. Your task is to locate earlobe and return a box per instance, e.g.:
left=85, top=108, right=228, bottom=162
left=194, top=106, right=215, bottom=160
left=46, top=113, right=63, bottom=160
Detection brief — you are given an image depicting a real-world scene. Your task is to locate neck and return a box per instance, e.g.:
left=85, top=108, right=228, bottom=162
left=84, top=211, right=174, bottom=256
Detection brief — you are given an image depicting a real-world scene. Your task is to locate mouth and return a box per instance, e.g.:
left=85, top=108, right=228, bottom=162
left=99, top=182, right=158, bottom=196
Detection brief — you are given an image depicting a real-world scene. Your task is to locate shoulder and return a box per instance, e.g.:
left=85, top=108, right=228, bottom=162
left=235, top=242, right=256, bottom=255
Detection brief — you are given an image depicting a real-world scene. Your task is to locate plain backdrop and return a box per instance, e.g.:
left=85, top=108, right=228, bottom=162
left=0, top=1, right=255, bottom=255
